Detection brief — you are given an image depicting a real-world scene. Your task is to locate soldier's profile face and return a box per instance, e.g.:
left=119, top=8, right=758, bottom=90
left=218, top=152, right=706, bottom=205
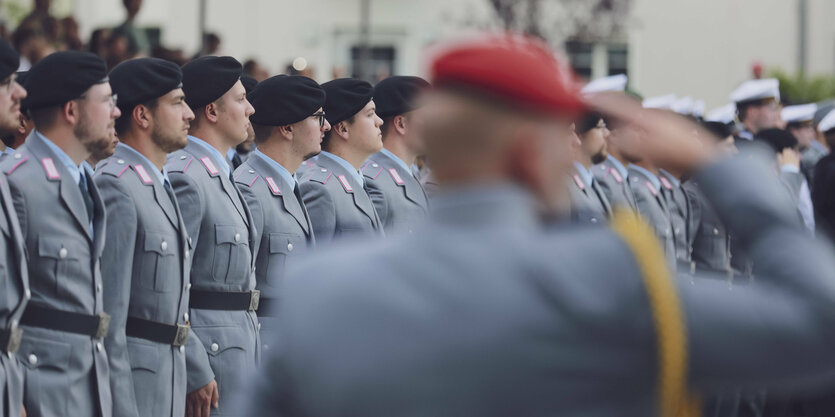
left=0, top=73, right=26, bottom=135
left=293, top=107, right=328, bottom=160
left=346, top=100, right=383, bottom=154
left=215, top=80, right=255, bottom=147
left=150, top=88, right=194, bottom=153
left=75, top=82, right=121, bottom=157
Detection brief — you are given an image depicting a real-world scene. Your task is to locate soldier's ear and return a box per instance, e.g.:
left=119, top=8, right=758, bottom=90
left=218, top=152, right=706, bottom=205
left=134, top=104, right=151, bottom=129
left=394, top=115, right=407, bottom=135
left=334, top=121, right=350, bottom=140
left=204, top=102, right=219, bottom=124
left=63, top=100, right=79, bottom=126
left=279, top=124, right=293, bottom=141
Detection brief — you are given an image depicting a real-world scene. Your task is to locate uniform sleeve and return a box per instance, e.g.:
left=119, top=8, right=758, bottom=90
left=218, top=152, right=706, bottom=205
left=365, top=180, right=389, bottom=228
left=299, top=182, right=336, bottom=245
left=95, top=176, right=141, bottom=417
left=683, top=151, right=835, bottom=393
left=185, top=327, right=215, bottom=392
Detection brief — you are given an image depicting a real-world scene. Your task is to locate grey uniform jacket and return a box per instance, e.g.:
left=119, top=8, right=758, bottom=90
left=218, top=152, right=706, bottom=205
left=166, top=139, right=259, bottom=417
left=298, top=154, right=384, bottom=244
left=658, top=171, right=694, bottom=270
left=628, top=166, right=677, bottom=271
left=801, top=144, right=826, bottom=186
left=361, top=151, right=429, bottom=234
left=0, top=173, right=28, bottom=417
left=0, top=132, right=111, bottom=417
left=237, top=150, right=835, bottom=416
left=95, top=145, right=194, bottom=417
left=567, top=170, right=611, bottom=225
left=594, top=158, right=637, bottom=211
left=684, top=180, right=733, bottom=276
left=233, top=152, right=314, bottom=350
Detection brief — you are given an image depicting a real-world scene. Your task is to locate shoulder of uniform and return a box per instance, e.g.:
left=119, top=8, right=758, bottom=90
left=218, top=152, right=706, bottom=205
left=97, top=158, right=131, bottom=178
left=233, top=166, right=260, bottom=188
left=361, top=160, right=384, bottom=179
left=165, top=152, right=195, bottom=173
left=304, top=166, right=332, bottom=184
left=0, top=151, right=29, bottom=176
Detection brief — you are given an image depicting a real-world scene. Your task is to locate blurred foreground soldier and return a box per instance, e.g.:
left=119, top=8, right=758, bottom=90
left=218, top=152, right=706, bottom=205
left=0, top=38, right=29, bottom=417
left=783, top=103, right=826, bottom=186
left=730, top=78, right=782, bottom=142
left=298, top=78, right=384, bottom=243
left=362, top=76, right=430, bottom=234
left=756, top=128, right=813, bottom=233
left=812, top=110, right=835, bottom=240
left=659, top=165, right=694, bottom=272
left=166, top=56, right=258, bottom=417
left=234, top=75, right=325, bottom=349
left=237, top=32, right=835, bottom=417
left=0, top=72, right=34, bottom=158
left=228, top=76, right=258, bottom=170
left=96, top=58, right=196, bottom=417
left=568, top=112, right=612, bottom=224
left=0, top=51, right=120, bottom=417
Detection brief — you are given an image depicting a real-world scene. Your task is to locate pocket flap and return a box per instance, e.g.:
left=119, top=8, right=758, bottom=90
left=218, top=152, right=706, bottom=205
left=143, top=231, right=175, bottom=256
left=215, top=225, right=245, bottom=246
left=37, top=235, right=79, bottom=259
left=269, top=233, right=304, bottom=254
left=20, top=336, right=72, bottom=371
left=127, top=339, right=160, bottom=372
left=194, top=325, right=247, bottom=357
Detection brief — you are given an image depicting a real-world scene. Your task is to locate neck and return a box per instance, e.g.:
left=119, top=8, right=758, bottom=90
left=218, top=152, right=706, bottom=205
left=382, top=136, right=416, bottom=166
left=121, top=132, right=167, bottom=170
left=189, top=127, right=231, bottom=158
left=258, top=138, right=301, bottom=175
left=327, top=144, right=368, bottom=170
left=634, top=160, right=657, bottom=174
left=39, top=127, right=88, bottom=165
left=743, top=120, right=758, bottom=135
left=576, top=154, right=593, bottom=170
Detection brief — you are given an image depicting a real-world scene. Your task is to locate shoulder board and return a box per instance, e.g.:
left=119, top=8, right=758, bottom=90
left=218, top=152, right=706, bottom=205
left=361, top=160, right=384, bottom=179
left=234, top=167, right=260, bottom=188
left=98, top=159, right=131, bottom=178
left=2, top=152, right=29, bottom=176
left=306, top=167, right=332, bottom=184
left=165, top=153, right=194, bottom=173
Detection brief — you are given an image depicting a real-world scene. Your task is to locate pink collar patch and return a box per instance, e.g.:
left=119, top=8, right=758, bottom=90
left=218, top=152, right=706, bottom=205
left=134, top=164, right=153, bottom=184
left=200, top=157, right=219, bottom=176
left=610, top=168, right=623, bottom=183
left=659, top=176, right=674, bottom=190
left=337, top=175, right=354, bottom=192
left=42, top=158, right=60, bottom=180
left=645, top=181, right=658, bottom=196
left=389, top=168, right=405, bottom=185
left=265, top=177, right=282, bottom=195
left=572, top=174, right=585, bottom=190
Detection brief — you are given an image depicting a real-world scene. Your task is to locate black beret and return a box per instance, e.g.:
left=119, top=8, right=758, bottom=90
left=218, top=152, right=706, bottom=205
left=249, top=75, right=325, bottom=127
left=321, top=78, right=373, bottom=126
left=373, top=76, right=430, bottom=118
left=240, top=76, right=258, bottom=94
left=181, top=56, right=242, bottom=109
left=109, top=58, right=183, bottom=116
left=0, top=39, right=19, bottom=80
left=701, top=121, right=733, bottom=142
left=755, top=128, right=798, bottom=154
left=23, top=51, right=107, bottom=111
left=576, top=111, right=603, bottom=134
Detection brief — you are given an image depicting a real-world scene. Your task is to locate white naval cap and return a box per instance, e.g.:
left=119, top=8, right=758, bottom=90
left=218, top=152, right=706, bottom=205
left=581, top=73, right=628, bottom=94
left=692, top=99, right=706, bottom=118
left=672, top=96, right=694, bottom=115
left=643, top=94, right=677, bottom=110
left=730, top=78, right=780, bottom=104
left=705, top=103, right=737, bottom=124
left=781, top=103, right=817, bottom=124
left=817, top=108, right=835, bottom=133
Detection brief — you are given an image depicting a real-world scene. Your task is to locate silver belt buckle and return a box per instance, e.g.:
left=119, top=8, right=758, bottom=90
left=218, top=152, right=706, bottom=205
left=173, top=324, right=190, bottom=347
left=248, top=290, right=260, bottom=311
left=6, top=325, right=21, bottom=354
left=95, top=312, right=111, bottom=339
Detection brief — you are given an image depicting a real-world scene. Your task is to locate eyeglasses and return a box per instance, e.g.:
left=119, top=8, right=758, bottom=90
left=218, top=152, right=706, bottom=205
left=78, top=93, right=118, bottom=109
left=0, top=74, right=17, bottom=94
left=311, top=111, right=326, bottom=128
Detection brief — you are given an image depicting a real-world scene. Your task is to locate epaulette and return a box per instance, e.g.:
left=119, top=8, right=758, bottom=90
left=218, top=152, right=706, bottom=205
left=1, top=152, right=29, bottom=176
left=361, top=160, right=384, bottom=179
left=97, top=158, right=130, bottom=178
left=234, top=167, right=260, bottom=188
left=306, top=166, right=332, bottom=185
left=166, top=153, right=194, bottom=173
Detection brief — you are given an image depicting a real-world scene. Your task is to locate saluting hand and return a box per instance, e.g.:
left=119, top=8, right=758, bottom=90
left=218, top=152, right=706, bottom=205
left=186, top=379, right=219, bottom=417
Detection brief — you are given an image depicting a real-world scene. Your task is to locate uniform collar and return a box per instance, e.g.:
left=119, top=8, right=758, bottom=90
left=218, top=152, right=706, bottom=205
left=1, top=146, right=13, bottom=155
left=320, top=151, right=363, bottom=186
left=573, top=162, right=594, bottom=188
left=379, top=148, right=412, bottom=174
left=606, top=155, right=629, bottom=179
left=117, top=142, right=169, bottom=185
left=251, top=149, right=296, bottom=189
left=738, top=129, right=754, bottom=141
left=34, top=130, right=82, bottom=185
left=629, top=164, right=661, bottom=191
left=188, top=135, right=231, bottom=177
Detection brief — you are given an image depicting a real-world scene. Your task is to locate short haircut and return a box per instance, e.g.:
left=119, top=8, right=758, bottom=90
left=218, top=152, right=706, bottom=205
left=322, top=114, right=355, bottom=151
left=115, top=98, right=158, bottom=136
left=252, top=123, right=274, bottom=145
left=29, top=106, right=62, bottom=132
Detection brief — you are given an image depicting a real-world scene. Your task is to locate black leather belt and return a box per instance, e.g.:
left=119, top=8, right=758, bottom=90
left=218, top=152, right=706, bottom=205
left=126, top=317, right=190, bottom=347
left=0, top=326, right=22, bottom=354
left=255, top=297, right=275, bottom=316
left=190, top=290, right=260, bottom=311
left=21, top=305, right=110, bottom=338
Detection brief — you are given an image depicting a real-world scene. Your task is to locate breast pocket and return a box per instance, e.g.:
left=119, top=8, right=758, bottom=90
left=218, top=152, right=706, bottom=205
left=697, top=222, right=727, bottom=260
left=211, top=225, right=249, bottom=284
left=138, top=231, right=178, bottom=292
left=265, top=233, right=305, bottom=287
left=38, top=235, right=82, bottom=296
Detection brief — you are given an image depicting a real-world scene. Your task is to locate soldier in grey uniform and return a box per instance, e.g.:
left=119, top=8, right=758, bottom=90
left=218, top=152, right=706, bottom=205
left=233, top=75, right=325, bottom=350
left=0, top=38, right=29, bottom=417
left=95, top=58, right=197, bottom=417
left=298, top=78, right=384, bottom=243
left=236, top=35, right=835, bottom=417
left=783, top=103, right=826, bottom=186
left=0, top=51, right=120, bottom=417
left=756, top=128, right=812, bottom=233
left=165, top=56, right=258, bottom=417
left=568, top=113, right=612, bottom=225
left=628, top=159, right=677, bottom=271
left=658, top=168, right=694, bottom=272
left=362, top=76, right=430, bottom=234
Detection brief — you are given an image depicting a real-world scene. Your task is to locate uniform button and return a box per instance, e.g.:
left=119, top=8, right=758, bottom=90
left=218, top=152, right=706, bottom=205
left=116, top=159, right=125, bottom=164
left=14, top=153, right=21, bottom=159
left=58, top=248, right=68, bottom=259
left=591, top=218, right=598, bottom=223
left=234, top=233, right=241, bottom=242
left=10, top=319, right=17, bottom=328
left=96, top=342, right=102, bottom=352
left=257, top=323, right=262, bottom=331
left=179, top=345, right=185, bottom=353
left=185, top=250, right=189, bottom=259
left=24, top=289, right=30, bottom=299
left=675, top=228, right=680, bottom=234
left=96, top=284, right=102, bottom=292
left=287, top=243, right=294, bottom=252
left=713, top=228, right=719, bottom=235
left=210, top=343, right=219, bottom=352
left=320, top=168, right=327, bottom=172
left=184, top=313, right=189, bottom=322
left=372, top=163, right=378, bottom=168
left=27, top=354, right=37, bottom=365
left=179, top=155, right=187, bottom=160
left=187, top=283, right=192, bottom=290
left=161, top=241, right=168, bottom=251
left=248, top=170, right=255, bottom=174
left=188, top=237, right=192, bottom=245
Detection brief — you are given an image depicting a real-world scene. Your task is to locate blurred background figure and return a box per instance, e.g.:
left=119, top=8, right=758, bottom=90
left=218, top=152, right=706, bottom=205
left=112, top=0, right=150, bottom=58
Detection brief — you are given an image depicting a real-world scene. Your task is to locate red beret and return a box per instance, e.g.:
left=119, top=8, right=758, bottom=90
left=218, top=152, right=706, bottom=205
left=429, top=33, right=585, bottom=118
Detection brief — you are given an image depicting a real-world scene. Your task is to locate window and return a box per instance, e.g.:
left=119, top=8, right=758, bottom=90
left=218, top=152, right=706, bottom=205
left=350, top=46, right=396, bottom=82
left=565, top=41, right=593, bottom=80
left=607, top=43, right=628, bottom=76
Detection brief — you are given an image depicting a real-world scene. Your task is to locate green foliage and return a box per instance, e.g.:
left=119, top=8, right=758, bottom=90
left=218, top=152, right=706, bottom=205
left=769, top=68, right=835, bottom=105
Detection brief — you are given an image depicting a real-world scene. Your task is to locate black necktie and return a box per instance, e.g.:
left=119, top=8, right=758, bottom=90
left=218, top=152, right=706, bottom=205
left=78, top=174, right=94, bottom=222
